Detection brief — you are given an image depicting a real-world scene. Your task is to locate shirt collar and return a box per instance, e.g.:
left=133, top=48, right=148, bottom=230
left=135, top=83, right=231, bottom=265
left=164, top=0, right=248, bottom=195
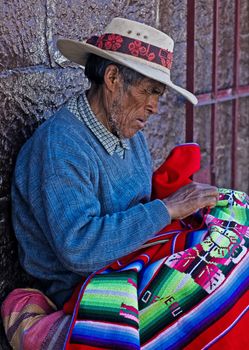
left=67, top=93, right=129, bottom=158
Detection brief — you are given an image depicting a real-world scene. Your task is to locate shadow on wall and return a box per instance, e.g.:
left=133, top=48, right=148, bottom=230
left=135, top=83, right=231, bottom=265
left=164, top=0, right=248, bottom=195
left=0, top=101, right=43, bottom=349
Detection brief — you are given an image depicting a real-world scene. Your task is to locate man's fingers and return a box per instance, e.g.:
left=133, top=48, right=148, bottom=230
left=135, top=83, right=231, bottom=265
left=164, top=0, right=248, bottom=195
left=192, top=182, right=218, bottom=195
left=198, top=195, right=218, bottom=209
left=163, top=182, right=219, bottom=220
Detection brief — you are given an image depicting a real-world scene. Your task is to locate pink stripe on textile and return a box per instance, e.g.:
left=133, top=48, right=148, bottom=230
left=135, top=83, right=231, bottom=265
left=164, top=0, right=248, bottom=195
left=119, top=310, right=139, bottom=323
left=127, top=278, right=137, bottom=288
left=21, top=310, right=69, bottom=350
left=1, top=288, right=56, bottom=315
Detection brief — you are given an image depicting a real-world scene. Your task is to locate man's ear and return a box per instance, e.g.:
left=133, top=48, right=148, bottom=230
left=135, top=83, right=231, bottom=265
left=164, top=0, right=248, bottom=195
left=103, top=65, right=121, bottom=92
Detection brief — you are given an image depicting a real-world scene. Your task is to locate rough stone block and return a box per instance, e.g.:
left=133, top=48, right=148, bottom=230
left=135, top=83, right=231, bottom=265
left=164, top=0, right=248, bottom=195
left=0, top=67, right=87, bottom=194
left=240, top=1, right=249, bottom=85
left=195, top=1, right=213, bottom=94
left=159, top=0, right=187, bottom=42
left=214, top=102, right=233, bottom=188
left=193, top=105, right=212, bottom=183
left=159, top=0, right=187, bottom=87
left=217, top=1, right=235, bottom=90
left=0, top=0, right=49, bottom=71
left=237, top=97, right=249, bottom=193
left=193, top=100, right=248, bottom=193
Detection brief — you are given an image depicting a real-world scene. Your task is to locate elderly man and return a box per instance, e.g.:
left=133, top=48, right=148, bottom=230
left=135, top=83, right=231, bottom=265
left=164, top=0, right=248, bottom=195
left=5, top=18, right=242, bottom=350
left=11, top=18, right=218, bottom=308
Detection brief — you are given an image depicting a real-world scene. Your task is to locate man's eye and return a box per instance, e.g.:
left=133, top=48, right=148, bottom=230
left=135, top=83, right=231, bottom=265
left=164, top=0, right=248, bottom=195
left=152, top=89, right=162, bottom=95
left=144, top=88, right=162, bottom=96
left=145, top=89, right=152, bottom=95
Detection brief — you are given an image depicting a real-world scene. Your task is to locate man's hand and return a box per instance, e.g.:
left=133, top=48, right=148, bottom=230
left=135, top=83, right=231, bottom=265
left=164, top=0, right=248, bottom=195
left=163, top=182, right=219, bottom=220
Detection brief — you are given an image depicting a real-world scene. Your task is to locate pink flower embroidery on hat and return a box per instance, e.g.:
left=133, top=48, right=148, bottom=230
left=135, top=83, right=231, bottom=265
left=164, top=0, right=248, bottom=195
left=147, top=51, right=156, bottom=61
left=104, top=34, right=123, bottom=51
left=128, top=40, right=143, bottom=57
left=128, top=40, right=155, bottom=61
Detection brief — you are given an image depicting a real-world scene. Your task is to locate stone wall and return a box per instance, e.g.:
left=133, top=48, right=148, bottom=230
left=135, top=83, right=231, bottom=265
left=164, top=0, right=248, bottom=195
left=0, top=1, right=248, bottom=348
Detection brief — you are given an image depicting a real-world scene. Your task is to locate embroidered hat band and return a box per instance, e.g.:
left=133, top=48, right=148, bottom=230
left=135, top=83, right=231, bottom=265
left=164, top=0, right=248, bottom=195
left=86, top=33, right=173, bottom=70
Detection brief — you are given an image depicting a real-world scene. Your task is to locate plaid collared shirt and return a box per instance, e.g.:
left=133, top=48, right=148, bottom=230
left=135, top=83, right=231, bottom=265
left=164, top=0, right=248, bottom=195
left=67, top=93, right=129, bottom=159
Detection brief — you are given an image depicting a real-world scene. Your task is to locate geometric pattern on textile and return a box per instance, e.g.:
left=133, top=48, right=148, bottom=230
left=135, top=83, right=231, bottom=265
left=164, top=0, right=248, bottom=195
left=65, top=189, right=249, bottom=350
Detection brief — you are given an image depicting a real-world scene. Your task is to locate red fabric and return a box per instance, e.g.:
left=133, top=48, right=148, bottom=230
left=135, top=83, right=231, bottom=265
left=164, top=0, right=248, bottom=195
left=152, top=143, right=201, bottom=199
left=208, top=311, right=249, bottom=350
left=63, top=143, right=201, bottom=314
left=67, top=345, right=104, bottom=350
left=184, top=290, right=249, bottom=350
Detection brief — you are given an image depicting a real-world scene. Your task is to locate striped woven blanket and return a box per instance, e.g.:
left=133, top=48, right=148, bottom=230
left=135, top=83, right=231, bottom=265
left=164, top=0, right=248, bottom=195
left=64, top=188, right=249, bottom=349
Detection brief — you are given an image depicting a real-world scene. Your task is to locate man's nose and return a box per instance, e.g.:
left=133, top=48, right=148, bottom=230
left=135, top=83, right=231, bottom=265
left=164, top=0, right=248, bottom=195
left=146, top=95, right=159, bottom=115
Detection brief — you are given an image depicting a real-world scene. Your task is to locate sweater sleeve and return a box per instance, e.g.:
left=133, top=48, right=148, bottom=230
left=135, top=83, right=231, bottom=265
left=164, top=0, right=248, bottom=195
left=41, top=169, right=170, bottom=274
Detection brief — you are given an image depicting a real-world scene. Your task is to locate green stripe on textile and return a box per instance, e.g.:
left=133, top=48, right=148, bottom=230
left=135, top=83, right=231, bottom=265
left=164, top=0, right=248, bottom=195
left=211, top=206, right=249, bottom=224
left=77, top=271, right=138, bottom=326
left=211, top=189, right=249, bottom=226
left=139, top=272, right=206, bottom=342
left=139, top=265, right=200, bottom=310
left=80, top=295, right=137, bottom=310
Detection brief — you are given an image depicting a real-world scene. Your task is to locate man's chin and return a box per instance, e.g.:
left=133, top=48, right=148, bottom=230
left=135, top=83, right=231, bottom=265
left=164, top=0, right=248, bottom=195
left=121, top=128, right=141, bottom=139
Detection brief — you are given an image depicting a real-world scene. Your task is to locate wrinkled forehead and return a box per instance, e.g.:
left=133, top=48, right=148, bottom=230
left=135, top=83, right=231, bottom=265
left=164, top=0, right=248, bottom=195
left=137, top=77, right=166, bottom=95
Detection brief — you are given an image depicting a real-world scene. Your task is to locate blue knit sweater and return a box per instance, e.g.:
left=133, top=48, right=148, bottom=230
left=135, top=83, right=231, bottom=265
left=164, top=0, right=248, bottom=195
left=12, top=107, right=170, bottom=306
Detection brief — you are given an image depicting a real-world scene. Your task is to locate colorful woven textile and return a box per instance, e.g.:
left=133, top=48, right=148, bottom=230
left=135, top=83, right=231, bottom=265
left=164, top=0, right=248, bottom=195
left=65, top=189, right=249, bottom=349
left=2, top=144, right=248, bottom=349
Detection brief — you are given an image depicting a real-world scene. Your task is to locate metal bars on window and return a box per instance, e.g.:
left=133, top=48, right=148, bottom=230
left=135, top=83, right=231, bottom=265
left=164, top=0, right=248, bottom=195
left=186, top=0, right=249, bottom=188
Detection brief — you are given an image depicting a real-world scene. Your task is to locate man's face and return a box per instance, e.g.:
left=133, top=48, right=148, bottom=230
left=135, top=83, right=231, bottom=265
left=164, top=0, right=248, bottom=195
left=109, top=77, right=165, bottom=139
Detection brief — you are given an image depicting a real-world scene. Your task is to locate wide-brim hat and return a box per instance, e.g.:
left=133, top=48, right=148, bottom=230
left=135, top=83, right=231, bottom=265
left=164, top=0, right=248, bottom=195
left=57, top=17, right=198, bottom=105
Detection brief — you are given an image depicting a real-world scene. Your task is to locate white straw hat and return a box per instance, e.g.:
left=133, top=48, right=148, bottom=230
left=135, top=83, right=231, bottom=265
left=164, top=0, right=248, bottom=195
left=57, top=17, right=198, bottom=105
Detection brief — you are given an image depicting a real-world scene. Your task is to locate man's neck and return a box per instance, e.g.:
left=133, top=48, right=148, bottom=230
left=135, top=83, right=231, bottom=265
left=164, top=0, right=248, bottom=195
left=86, top=85, right=113, bottom=133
